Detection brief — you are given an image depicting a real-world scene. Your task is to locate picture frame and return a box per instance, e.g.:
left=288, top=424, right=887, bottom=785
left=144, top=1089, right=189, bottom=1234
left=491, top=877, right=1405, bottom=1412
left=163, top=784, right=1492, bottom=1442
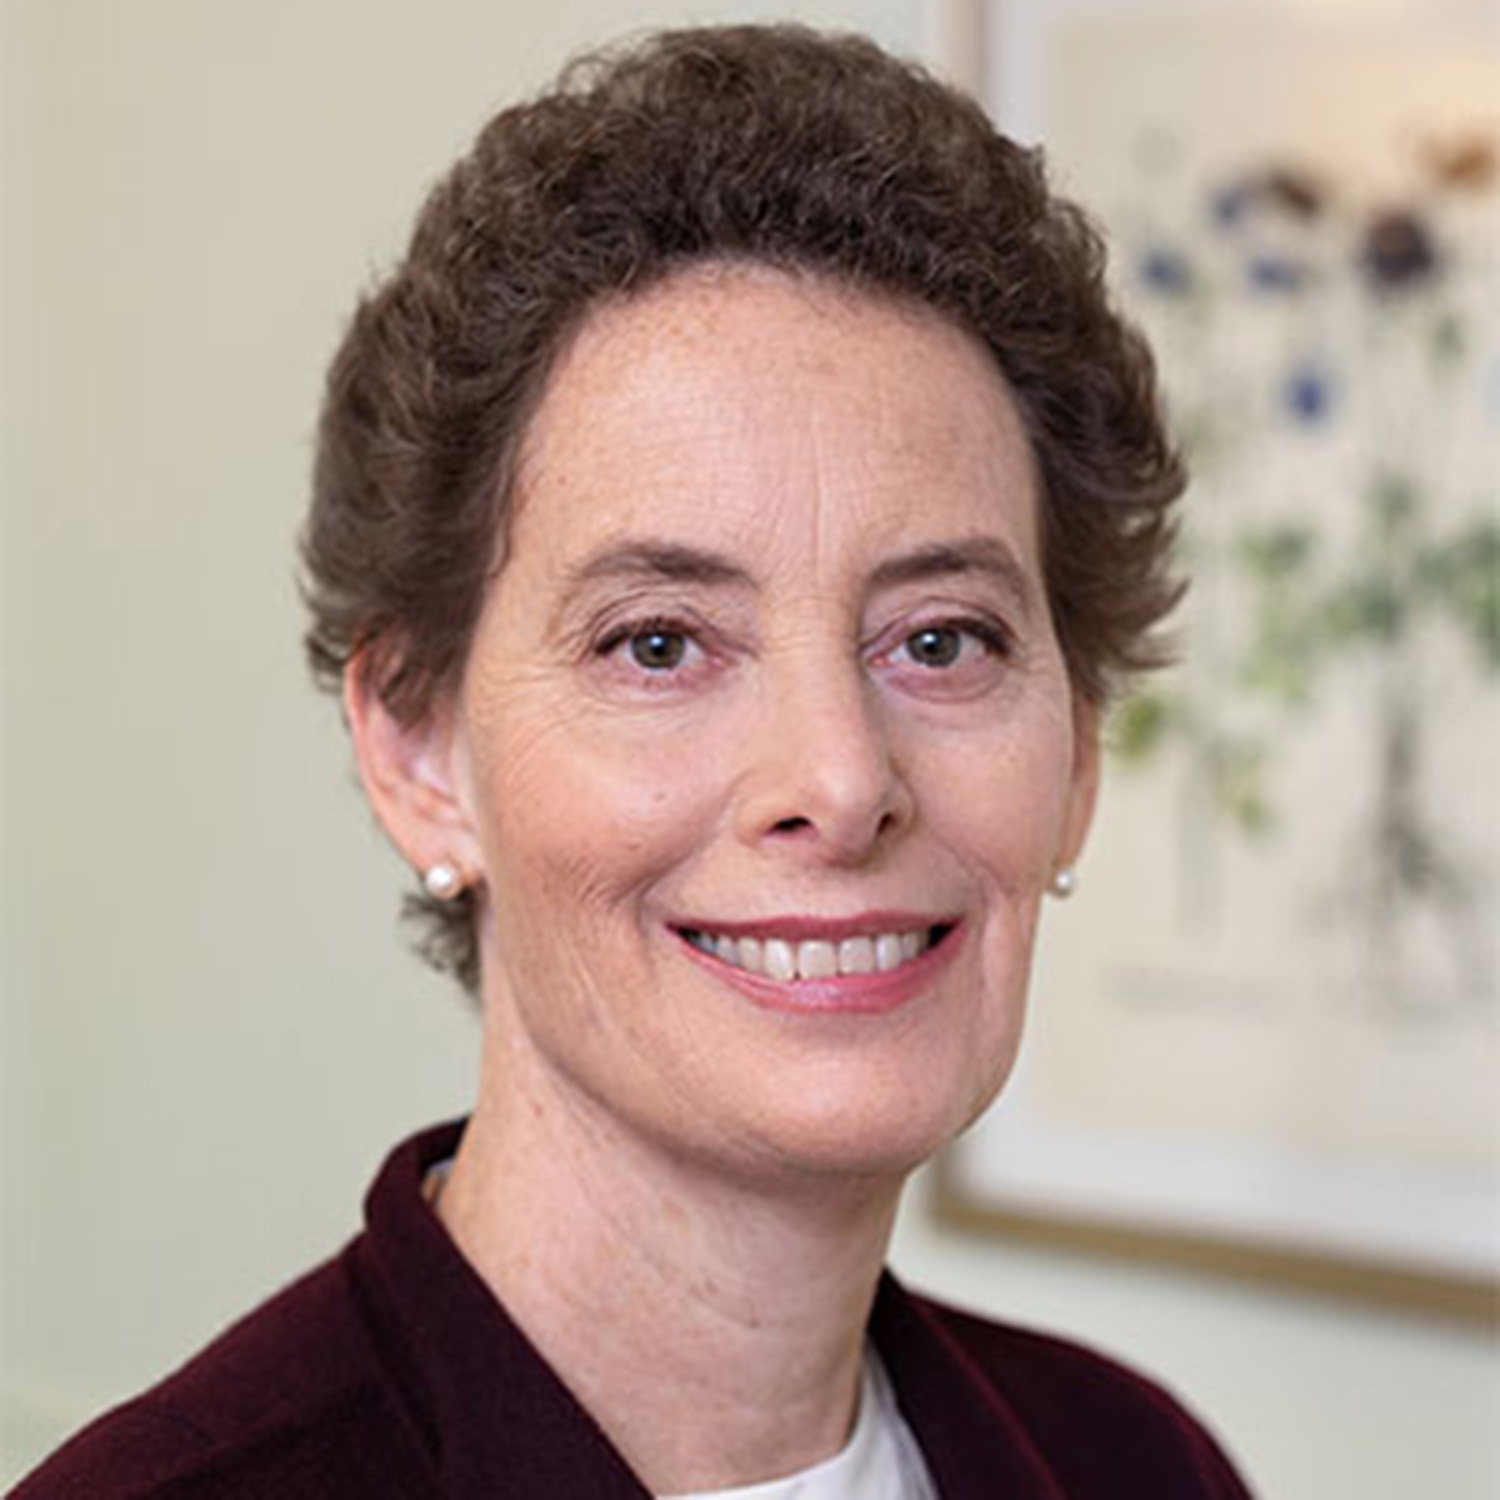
left=930, top=0, right=1500, bottom=1324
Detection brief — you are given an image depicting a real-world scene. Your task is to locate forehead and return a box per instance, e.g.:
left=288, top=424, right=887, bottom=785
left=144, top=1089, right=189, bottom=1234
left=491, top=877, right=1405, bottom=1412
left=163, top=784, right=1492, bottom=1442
left=506, top=265, right=1040, bottom=576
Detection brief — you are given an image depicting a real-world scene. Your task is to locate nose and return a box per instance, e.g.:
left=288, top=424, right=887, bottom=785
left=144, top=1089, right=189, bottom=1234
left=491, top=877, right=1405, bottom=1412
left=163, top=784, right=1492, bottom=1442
left=733, top=655, right=914, bottom=865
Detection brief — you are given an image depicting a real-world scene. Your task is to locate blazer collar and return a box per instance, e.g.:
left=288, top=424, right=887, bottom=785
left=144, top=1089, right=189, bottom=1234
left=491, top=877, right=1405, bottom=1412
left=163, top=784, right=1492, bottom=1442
left=870, top=1274, right=1067, bottom=1498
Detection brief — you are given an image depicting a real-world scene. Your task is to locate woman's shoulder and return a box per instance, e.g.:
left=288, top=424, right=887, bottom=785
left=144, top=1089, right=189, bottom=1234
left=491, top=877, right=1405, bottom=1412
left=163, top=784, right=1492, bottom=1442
left=879, top=1279, right=1253, bottom=1497
left=9, top=1247, right=429, bottom=1500
left=914, top=1289, right=1213, bottom=1410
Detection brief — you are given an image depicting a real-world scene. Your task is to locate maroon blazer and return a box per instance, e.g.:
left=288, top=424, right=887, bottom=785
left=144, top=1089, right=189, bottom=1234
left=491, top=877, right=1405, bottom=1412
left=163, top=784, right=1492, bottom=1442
left=12, top=1122, right=1253, bottom=1498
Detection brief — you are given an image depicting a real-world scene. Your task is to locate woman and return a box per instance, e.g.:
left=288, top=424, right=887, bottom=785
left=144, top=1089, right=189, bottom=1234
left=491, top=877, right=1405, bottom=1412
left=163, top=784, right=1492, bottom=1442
left=16, top=24, right=1251, bottom=1499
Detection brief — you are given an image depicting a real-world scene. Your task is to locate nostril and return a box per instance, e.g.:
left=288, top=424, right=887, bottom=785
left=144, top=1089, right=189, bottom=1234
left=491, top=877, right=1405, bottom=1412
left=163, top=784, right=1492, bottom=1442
left=771, top=816, right=814, bottom=834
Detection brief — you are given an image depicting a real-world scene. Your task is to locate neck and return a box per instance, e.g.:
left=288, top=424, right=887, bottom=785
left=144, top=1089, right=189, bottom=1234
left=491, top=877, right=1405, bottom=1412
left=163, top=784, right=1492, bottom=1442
left=437, top=1030, right=903, bottom=1494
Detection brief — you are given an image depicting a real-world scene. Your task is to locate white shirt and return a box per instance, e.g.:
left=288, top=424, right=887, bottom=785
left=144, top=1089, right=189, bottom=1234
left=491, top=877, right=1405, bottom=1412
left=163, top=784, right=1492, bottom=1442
left=660, top=1347, right=938, bottom=1500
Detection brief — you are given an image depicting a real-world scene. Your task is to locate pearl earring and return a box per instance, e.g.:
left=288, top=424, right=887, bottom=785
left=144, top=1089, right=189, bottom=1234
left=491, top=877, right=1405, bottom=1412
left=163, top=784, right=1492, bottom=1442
left=1049, top=867, right=1078, bottom=899
left=422, top=861, right=464, bottom=901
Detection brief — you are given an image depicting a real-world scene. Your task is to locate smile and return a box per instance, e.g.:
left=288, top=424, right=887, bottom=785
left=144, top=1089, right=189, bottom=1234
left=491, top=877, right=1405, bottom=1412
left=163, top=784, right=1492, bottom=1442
left=677, top=925, right=952, bottom=982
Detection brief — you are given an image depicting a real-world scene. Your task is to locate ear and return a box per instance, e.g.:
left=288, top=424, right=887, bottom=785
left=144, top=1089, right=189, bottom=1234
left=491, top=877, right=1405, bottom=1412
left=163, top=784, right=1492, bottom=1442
left=1057, top=693, right=1103, bottom=875
left=342, top=653, right=482, bottom=887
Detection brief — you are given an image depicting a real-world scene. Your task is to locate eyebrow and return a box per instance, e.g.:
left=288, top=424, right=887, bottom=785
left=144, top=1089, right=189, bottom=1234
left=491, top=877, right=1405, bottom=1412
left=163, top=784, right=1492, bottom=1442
left=562, top=533, right=1037, bottom=607
left=563, top=541, right=755, bottom=591
left=868, top=536, right=1038, bottom=612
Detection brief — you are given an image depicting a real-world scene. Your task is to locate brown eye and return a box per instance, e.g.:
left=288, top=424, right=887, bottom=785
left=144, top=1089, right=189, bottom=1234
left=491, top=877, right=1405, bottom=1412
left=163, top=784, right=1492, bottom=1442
left=906, top=626, right=963, bottom=668
left=628, top=630, right=689, bottom=671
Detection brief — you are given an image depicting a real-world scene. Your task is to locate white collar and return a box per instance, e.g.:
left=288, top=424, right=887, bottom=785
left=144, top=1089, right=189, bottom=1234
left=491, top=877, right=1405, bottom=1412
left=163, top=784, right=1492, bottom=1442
left=659, top=1346, right=935, bottom=1500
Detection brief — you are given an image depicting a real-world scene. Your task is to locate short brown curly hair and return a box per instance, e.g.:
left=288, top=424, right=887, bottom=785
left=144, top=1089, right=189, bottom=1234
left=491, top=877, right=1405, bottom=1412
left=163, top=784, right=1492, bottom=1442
left=302, top=23, right=1185, bottom=995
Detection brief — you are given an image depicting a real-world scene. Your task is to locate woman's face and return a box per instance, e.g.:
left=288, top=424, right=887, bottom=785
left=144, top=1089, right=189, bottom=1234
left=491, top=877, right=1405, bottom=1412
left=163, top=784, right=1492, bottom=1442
left=439, top=267, right=1096, bottom=1185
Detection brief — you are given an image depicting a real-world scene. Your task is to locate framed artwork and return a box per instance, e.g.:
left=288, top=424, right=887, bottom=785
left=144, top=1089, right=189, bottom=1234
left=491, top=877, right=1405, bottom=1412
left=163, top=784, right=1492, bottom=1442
left=933, top=0, right=1500, bottom=1322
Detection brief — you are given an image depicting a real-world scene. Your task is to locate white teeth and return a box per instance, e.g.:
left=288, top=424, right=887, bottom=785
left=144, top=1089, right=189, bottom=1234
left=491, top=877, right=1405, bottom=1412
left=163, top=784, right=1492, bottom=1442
left=687, top=926, right=938, bottom=981
left=838, top=936, right=875, bottom=975
left=763, top=939, right=797, bottom=981
left=797, top=940, right=839, bottom=978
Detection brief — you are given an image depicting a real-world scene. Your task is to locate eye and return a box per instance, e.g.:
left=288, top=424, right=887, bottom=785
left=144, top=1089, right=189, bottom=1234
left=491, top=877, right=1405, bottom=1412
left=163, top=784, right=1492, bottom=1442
left=891, top=619, right=1008, bottom=670
left=627, top=628, right=690, bottom=672
left=904, top=625, right=965, bottom=668
left=593, top=617, right=709, bottom=681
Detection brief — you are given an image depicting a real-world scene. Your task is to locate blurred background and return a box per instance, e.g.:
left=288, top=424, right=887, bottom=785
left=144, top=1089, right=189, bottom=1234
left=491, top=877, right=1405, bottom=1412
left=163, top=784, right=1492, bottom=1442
left=3, top=1, right=1496, bottom=1495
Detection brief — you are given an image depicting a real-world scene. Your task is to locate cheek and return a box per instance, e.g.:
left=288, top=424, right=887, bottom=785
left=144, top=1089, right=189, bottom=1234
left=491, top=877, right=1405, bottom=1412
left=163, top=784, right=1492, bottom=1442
left=914, top=710, right=1077, bottom=888
left=463, top=688, right=720, bottom=922
left=909, top=704, right=1076, bottom=1047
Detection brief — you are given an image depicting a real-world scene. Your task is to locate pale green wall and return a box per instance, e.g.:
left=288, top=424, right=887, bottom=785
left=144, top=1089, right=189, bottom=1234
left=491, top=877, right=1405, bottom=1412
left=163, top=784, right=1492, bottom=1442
left=3, top=3, right=1496, bottom=1496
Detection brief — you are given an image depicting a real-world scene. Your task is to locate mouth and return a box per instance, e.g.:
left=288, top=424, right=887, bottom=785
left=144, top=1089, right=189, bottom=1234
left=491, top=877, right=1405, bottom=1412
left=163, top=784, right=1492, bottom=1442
left=674, top=922, right=956, bottom=983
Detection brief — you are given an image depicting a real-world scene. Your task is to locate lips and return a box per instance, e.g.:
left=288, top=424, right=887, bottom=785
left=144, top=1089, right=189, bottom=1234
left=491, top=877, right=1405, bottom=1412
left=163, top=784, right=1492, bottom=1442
left=671, top=908, right=960, bottom=1008
left=672, top=915, right=962, bottom=1016
left=678, top=926, right=945, bottom=981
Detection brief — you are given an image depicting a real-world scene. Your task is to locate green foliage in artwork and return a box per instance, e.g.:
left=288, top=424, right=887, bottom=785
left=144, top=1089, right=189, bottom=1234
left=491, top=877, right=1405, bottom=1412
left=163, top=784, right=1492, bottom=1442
left=1419, top=518, right=1500, bottom=668
left=1109, top=691, right=1174, bottom=763
left=1207, top=738, right=1272, bottom=836
left=1234, top=522, right=1323, bottom=704
left=1430, top=308, right=1468, bottom=366
left=1101, top=116, right=1500, bottom=993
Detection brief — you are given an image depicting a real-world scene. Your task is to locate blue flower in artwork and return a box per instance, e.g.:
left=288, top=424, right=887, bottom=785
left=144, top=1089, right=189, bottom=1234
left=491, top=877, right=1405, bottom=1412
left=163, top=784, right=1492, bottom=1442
left=1283, top=364, right=1334, bottom=424
left=1210, top=181, right=1254, bottom=229
left=1246, top=254, right=1308, bottom=294
left=1139, top=246, right=1194, bottom=296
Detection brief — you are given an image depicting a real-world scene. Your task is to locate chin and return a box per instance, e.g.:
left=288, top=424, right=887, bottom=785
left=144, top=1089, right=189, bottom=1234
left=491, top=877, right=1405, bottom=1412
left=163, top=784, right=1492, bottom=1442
left=726, top=1049, right=1015, bottom=1188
